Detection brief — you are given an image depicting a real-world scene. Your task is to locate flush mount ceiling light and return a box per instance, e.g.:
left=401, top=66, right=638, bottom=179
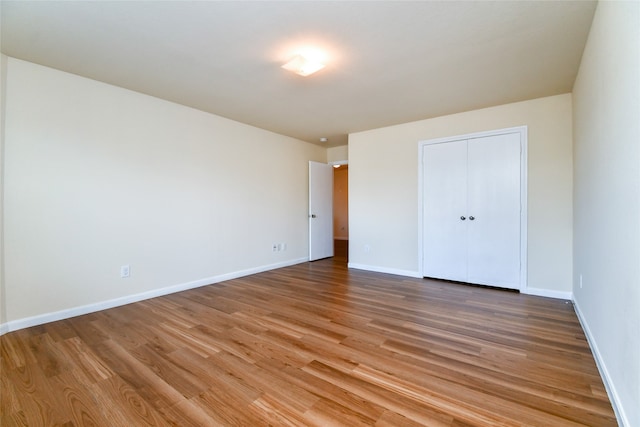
left=282, top=54, right=325, bottom=77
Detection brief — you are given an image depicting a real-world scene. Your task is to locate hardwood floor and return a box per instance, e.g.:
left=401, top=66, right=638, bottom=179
left=1, top=254, right=616, bottom=426
left=334, top=239, right=348, bottom=261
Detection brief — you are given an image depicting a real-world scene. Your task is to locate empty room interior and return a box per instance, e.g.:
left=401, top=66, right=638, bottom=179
left=1, top=1, right=638, bottom=426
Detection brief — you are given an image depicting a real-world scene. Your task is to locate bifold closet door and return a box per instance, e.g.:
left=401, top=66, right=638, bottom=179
left=466, top=133, right=521, bottom=288
left=422, top=140, right=468, bottom=282
left=422, top=132, right=522, bottom=289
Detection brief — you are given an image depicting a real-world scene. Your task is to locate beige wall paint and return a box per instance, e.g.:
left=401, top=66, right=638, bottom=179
left=333, top=167, right=348, bottom=240
left=0, top=54, right=7, bottom=328
left=572, top=2, right=640, bottom=425
left=2, top=58, right=325, bottom=326
left=349, top=94, right=573, bottom=294
left=327, top=145, right=348, bottom=163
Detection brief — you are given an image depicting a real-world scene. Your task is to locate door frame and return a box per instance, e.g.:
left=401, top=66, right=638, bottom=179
left=417, top=126, right=528, bottom=292
left=330, top=161, right=349, bottom=244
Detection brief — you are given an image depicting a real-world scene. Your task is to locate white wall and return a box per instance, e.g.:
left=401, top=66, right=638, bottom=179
left=572, top=2, right=640, bottom=426
left=327, top=145, right=348, bottom=163
left=0, top=54, right=7, bottom=330
left=349, top=94, right=573, bottom=296
left=2, top=58, right=325, bottom=329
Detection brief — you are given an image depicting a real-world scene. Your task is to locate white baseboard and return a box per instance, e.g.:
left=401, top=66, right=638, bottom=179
left=573, top=299, right=628, bottom=427
left=347, top=262, right=422, bottom=279
left=521, top=287, right=573, bottom=300
left=0, top=257, right=308, bottom=335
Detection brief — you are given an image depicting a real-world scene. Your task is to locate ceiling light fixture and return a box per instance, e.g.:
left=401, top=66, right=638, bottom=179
left=282, top=54, right=325, bottom=77
left=319, top=137, right=328, bottom=143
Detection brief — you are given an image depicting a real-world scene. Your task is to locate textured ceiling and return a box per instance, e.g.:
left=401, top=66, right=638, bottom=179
left=1, top=1, right=596, bottom=147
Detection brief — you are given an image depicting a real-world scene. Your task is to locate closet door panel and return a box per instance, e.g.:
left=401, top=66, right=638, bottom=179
left=467, top=133, right=521, bottom=288
left=422, top=140, right=468, bottom=282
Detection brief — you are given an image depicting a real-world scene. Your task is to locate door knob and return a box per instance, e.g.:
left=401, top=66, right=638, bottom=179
left=311, top=214, right=317, bottom=218
left=460, top=216, right=466, bottom=220
left=469, top=216, right=475, bottom=221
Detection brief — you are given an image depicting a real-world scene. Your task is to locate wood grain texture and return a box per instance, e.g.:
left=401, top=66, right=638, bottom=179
left=1, top=248, right=616, bottom=426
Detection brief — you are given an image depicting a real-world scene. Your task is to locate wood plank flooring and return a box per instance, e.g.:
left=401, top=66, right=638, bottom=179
left=1, top=251, right=616, bottom=426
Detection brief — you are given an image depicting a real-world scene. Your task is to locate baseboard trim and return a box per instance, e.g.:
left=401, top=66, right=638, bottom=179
left=521, top=287, right=573, bottom=300
left=573, top=299, right=628, bottom=427
left=0, top=257, right=308, bottom=335
left=348, top=263, right=422, bottom=279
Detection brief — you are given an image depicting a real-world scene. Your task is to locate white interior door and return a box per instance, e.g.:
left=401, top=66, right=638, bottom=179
left=309, top=161, right=334, bottom=261
left=422, top=140, right=468, bottom=282
left=467, top=133, right=521, bottom=288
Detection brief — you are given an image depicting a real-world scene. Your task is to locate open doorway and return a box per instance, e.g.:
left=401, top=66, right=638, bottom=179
left=333, top=164, right=348, bottom=262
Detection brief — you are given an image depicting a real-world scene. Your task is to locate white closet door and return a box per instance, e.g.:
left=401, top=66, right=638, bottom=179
left=467, top=133, right=521, bottom=288
left=422, top=140, right=468, bottom=282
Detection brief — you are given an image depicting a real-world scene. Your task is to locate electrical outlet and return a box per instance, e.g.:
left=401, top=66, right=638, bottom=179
left=120, top=265, right=130, bottom=278
left=272, top=244, right=278, bottom=252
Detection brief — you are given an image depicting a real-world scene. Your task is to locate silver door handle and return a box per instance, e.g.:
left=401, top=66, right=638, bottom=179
left=469, top=216, right=475, bottom=221
left=460, top=216, right=466, bottom=220
left=310, top=214, right=317, bottom=218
